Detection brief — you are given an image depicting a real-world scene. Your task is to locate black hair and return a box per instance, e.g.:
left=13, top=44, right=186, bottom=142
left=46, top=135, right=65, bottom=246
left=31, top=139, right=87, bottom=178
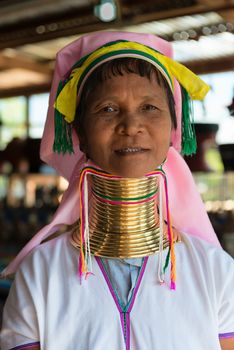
left=73, top=57, right=177, bottom=134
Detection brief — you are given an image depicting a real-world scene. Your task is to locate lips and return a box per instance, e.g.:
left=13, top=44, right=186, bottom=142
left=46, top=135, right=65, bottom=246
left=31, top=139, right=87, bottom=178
left=115, top=147, right=149, bottom=155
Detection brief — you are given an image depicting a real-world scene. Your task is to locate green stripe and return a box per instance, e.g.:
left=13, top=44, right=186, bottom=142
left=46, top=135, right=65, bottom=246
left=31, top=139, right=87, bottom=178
left=71, top=40, right=129, bottom=70
left=92, top=189, right=158, bottom=202
left=71, top=39, right=162, bottom=70
left=76, top=49, right=172, bottom=94
left=163, top=247, right=171, bottom=273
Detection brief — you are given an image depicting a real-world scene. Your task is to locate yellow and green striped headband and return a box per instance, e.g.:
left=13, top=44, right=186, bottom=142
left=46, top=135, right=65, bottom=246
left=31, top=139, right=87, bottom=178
left=53, top=40, right=210, bottom=156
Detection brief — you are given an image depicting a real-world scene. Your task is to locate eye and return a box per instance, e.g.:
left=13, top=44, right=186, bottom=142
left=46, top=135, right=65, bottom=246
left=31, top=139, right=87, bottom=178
left=103, top=105, right=116, bottom=113
left=91, top=103, right=118, bottom=118
left=142, top=104, right=157, bottom=111
left=98, top=104, right=119, bottom=114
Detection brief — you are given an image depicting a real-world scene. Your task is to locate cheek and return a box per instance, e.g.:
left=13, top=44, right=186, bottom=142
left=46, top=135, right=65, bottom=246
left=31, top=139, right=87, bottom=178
left=152, top=120, right=171, bottom=145
left=151, top=129, right=171, bottom=164
left=83, top=124, right=111, bottom=157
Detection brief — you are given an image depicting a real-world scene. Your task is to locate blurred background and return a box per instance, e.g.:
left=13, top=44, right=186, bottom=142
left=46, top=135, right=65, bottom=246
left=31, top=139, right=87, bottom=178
left=0, top=0, right=234, bottom=325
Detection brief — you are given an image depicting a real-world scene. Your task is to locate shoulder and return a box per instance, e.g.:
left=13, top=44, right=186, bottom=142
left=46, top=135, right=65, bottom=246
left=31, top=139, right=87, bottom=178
left=179, top=232, right=234, bottom=281
left=180, top=232, right=233, bottom=261
left=4, top=232, right=79, bottom=316
left=17, top=232, right=76, bottom=279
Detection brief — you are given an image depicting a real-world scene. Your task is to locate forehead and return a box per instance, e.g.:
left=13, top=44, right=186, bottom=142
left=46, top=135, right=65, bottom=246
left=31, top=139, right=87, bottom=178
left=90, top=72, right=168, bottom=101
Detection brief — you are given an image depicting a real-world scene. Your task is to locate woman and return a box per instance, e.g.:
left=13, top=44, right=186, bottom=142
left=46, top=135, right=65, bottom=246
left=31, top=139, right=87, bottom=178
left=1, top=31, right=234, bottom=350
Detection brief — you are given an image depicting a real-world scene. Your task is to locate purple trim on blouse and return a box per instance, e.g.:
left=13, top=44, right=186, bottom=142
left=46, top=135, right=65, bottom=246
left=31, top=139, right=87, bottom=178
left=96, top=257, right=127, bottom=347
left=125, top=312, right=131, bottom=350
left=219, top=332, right=234, bottom=339
left=127, top=257, right=148, bottom=313
left=95, top=257, right=123, bottom=313
left=96, top=256, right=148, bottom=350
left=125, top=257, right=148, bottom=350
left=96, top=257, right=125, bottom=336
left=9, top=342, right=40, bottom=350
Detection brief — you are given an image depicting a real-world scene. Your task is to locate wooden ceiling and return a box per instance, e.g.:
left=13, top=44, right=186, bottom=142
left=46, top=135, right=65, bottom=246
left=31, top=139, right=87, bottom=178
left=0, top=0, right=233, bottom=97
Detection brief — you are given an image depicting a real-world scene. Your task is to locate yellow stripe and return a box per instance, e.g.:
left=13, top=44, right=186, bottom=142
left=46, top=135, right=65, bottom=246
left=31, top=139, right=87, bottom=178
left=55, top=41, right=210, bottom=123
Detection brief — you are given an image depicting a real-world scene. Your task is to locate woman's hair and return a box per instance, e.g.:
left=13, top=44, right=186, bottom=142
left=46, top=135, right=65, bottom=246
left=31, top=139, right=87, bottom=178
left=73, top=57, right=177, bottom=135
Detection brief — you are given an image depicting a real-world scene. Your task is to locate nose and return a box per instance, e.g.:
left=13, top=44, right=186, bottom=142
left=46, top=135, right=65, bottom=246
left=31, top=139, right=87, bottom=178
left=116, top=112, right=144, bottom=136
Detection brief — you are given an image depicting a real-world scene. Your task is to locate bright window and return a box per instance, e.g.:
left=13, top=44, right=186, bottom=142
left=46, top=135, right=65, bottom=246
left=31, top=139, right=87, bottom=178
left=193, top=71, right=234, bottom=144
left=0, top=93, right=49, bottom=150
left=28, top=93, right=49, bottom=138
left=0, top=97, right=27, bottom=150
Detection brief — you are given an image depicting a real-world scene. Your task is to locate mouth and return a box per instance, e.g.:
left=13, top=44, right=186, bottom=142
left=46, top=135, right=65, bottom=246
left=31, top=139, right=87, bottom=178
left=115, top=147, right=149, bottom=155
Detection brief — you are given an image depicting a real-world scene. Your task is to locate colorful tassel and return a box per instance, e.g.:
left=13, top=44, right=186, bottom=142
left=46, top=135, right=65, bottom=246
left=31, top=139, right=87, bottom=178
left=53, top=81, right=74, bottom=154
left=161, top=170, right=176, bottom=290
left=157, top=175, right=165, bottom=285
left=181, top=87, right=197, bottom=156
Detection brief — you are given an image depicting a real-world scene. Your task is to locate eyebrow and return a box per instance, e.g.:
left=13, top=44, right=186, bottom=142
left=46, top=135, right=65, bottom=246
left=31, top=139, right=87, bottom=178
left=90, top=96, right=120, bottom=107
left=92, top=94, right=161, bottom=104
left=141, top=95, right=161, bottom=99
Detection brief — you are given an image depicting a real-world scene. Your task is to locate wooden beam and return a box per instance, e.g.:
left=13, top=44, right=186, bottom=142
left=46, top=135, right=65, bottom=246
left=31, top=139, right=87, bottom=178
left=184, top=55, right=234, bottom=75
left=0, top=83, right=51, bottom=98
left=0, top=5, right=98, bottom=49
left=128, top=3, right=234, bottom=24
left=0, top=52, right=53, bottom=75
left=0, top=2, right=233, bottom=49
left=218, top=9, right=234, bottom=23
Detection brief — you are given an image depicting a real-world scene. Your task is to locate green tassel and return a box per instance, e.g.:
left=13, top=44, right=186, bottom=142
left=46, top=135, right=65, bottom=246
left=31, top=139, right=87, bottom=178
left=181, top=87, right=197, bottom=156
left=53, top=81, right=74, bottom=154
left=163, top=247, right=170, bottom=274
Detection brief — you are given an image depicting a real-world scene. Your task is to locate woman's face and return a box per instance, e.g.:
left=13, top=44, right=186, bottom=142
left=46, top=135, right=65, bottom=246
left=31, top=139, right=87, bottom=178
left=79, top=72, right=172, bottom=177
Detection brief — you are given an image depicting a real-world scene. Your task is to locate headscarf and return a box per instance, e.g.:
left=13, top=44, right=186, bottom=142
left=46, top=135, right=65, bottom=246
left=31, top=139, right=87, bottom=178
left=1, top=31, right=220, bottom=277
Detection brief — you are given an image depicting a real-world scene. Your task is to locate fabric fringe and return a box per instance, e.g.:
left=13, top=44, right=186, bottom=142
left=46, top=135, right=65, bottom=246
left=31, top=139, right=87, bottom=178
left=157, top=175, right=165, bottom=285
left=161, top=170, right=176, bottom=290
left=181, top=87, right=197, bottom=156
left=53, top=81, right=74, bottom=154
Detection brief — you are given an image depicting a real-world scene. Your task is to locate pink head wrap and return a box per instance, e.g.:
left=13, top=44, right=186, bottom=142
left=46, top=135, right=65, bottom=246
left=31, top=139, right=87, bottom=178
left=2, top=31, right=220, bottom=277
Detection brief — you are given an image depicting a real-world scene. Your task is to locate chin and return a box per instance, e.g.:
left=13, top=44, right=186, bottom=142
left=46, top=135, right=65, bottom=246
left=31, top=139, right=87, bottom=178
left=93, top=160, right=161, bottom=178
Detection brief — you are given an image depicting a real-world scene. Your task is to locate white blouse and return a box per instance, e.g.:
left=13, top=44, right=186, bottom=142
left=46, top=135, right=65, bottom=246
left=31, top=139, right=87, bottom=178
left=1, top=232, right=234, bottom=350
